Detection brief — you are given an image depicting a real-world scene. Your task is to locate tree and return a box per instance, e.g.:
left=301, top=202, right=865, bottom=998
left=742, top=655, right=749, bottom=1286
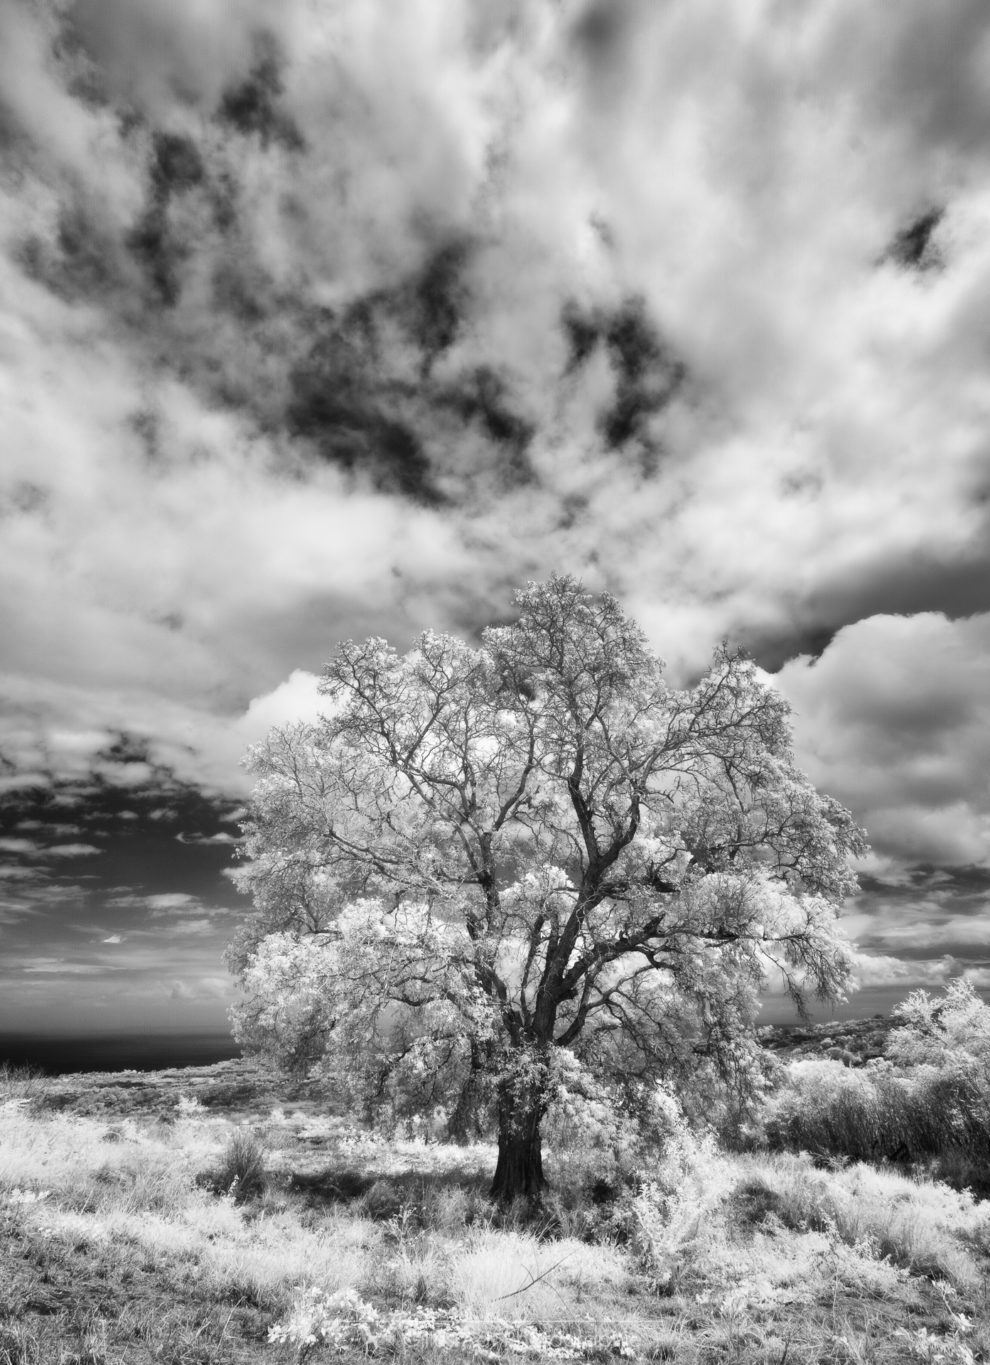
left=886, top=977, right=990, bottom=1076
left=228, top=576, right=867, bottom=1204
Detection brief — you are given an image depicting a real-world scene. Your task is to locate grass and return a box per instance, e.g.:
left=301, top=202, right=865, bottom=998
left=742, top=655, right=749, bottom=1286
left=1, top=1067, right=989, bottom=1363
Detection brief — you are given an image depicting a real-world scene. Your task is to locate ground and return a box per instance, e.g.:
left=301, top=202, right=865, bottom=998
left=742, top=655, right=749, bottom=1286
left=1, top=1051, right=988, bottom=1365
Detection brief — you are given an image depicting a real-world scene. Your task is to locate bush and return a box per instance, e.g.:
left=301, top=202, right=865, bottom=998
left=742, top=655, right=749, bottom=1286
left=200, top=1129, right=268, bottom=1203
left=0, top=1061, right=46, bottom=1103
left=757, top=1054, right=990, bottom=1189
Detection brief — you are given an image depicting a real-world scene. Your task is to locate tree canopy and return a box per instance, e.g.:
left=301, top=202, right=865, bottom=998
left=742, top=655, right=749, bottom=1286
left=228, top=576, right=867, bottom=1202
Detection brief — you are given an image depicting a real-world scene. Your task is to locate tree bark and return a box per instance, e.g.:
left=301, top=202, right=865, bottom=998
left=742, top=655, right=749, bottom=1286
left=448, top=1065, right=487, bottom=1142
left=489, top=1098, right=547, bottom=1205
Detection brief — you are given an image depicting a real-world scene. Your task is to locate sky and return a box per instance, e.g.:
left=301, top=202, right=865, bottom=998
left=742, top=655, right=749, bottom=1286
left=2, top=0, right=990, bottom=1059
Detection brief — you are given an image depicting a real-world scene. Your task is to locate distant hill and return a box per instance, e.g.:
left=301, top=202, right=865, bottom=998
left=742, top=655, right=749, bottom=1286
left=757, top=1014, right=896, bottom=1068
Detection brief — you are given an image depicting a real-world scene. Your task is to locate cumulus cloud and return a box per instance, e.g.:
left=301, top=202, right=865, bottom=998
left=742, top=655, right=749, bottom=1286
left=3, top=0, right=990, bottom=769
left=774, top=612, right=990, bottom=867
left=4, top=0, right=990, bottom=1020
left=848, top=952, right=959, bottom=991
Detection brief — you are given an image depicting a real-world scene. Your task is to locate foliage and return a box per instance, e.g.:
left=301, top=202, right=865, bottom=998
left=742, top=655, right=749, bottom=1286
left=199, top=1128, right=268, bottom=1203
left=755, top=980, right=990, bottom=1193
left=0, top=1062, right=47, bottom=1105
left=267, top=1285, right=617, bottom=1360
left=624, top=1096, right=730, bottom=1294
left=228, top=576, right=866, bottom=1196
left=886, top=978, right=990, bottom=1075
left=4, top=1087, right=990, bottom=1365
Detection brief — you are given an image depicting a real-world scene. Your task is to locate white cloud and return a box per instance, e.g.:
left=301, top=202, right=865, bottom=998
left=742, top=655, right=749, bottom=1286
left=774, top=612, right=990, bottom=866
left=0, top=836, right=100, bottom=858
left=175, top=831, right=239, bottom=846
left=849, top=952, right=958, bottom=990
left=0, top=837, right=38, bottom=854
left=143, top=893, right=196, bottom=911
left=21, top=957, right=104, bottom=975
left=1, top=0, right=990, bottom=885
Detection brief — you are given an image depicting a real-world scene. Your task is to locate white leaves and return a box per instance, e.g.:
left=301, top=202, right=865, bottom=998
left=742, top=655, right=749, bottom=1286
left=230, top=579, right=867, bottom=1130
left=887, top=977, right=990, bottom=1075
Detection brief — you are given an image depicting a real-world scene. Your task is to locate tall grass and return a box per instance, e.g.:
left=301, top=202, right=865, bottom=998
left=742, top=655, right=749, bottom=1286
left=0, top=1061, right=46, bottom=1103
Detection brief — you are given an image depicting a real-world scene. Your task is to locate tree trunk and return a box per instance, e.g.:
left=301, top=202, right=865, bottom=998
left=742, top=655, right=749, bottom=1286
left=448, top=1065, right=487, bottom=1143
left=489, top=1098, right=546, bottom=1205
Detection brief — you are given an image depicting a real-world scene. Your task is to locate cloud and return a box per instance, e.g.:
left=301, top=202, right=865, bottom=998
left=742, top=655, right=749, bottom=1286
left=175, top=831, right=239, bottom=846
left=0, top=837, right=38, bottom=855
left=0, top=835, right=100, bottom=858
left=21, top=957, right=105, bottom=975
left=143, top=893, right=196, bottom=911
left=4, top=0, right=990, bottom=1023
left=773, top=612, right=990, bottom=866
left=2, top=0, right=990, bottom=740
left=848, top=952, right=958, bottom=990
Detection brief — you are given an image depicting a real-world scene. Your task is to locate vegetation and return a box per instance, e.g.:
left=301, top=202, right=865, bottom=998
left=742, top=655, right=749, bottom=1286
left=228, top=576, right=865, bottom=1203
left=750, top=980, right=990, bottom=1198
left=2, top=1001, right=990, bottom=1365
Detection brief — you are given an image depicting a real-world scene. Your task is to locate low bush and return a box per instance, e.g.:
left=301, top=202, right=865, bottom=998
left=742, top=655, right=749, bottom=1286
left=197, top=1081, right=259, bottom=1108
left=0, top=1062, right=47, bottom=1104
left=198, top=1129, right=267, bottom=1203
left=756, top=1055, right=990, bottom=1192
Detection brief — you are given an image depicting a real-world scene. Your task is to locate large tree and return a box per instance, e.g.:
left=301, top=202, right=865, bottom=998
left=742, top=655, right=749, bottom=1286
left=228, top=577, right=866, bottom=1203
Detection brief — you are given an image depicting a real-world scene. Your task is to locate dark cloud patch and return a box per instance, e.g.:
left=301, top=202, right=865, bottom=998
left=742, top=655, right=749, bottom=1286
left=216, top=32, right=304, bottom=151
left=743, top=627, right=830, bottom=675
left=51, top=16, right=112, bottom=111
left=858, top=864, right=990, bottom=902
left=210, top=168, right=239, bottom=235
left=126, top=207, right=185, bottom=306
left=149, top=130, right=205, bottom=195
left=0, top=742, right=243, bottom=902
left=751, top=545, right=990, bottom=673
left=436, top=365, right=535, bottom=482
left=126, top=131, right=207, bottom=307
left=287, top=323, right=441, bottom=503
left=561, top=300, right=602, bottom=374
left=399, top=237, right=474, bottom=376
left=885, top=206, right=944, bottom=271
left=811, top=547, right=990, bottom=630
left=571, top=0, right=632, bottom=71
left=17, top=202, right=125, bottom=304
left=561, top=295, right=686, bottom=456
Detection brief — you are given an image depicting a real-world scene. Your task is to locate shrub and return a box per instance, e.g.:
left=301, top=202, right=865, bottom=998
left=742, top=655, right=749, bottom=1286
left=0, top=1061, right=47, bottom=1103
left=887, top=978, right=990, bottom=1073
left=757, top=1053, right=990, bottom=1191
left=614, top=1090, right=731, bottom=1293
left=200, top=1129, right=267, bottom=1203
left=197, top=1081, right=259, bottom=1108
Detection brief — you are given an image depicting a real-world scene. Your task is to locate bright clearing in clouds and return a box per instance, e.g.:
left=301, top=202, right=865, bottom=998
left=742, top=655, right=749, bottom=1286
left=1, top=0, right=989, bottom=1043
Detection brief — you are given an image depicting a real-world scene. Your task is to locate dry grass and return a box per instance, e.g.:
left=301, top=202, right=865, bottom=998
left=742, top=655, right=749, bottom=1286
left=1, top=1072, right=989, bottom=1364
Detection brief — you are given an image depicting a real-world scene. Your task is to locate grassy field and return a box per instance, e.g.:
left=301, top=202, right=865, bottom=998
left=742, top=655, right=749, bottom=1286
left=1, top=1058, right=989, bottom=1365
